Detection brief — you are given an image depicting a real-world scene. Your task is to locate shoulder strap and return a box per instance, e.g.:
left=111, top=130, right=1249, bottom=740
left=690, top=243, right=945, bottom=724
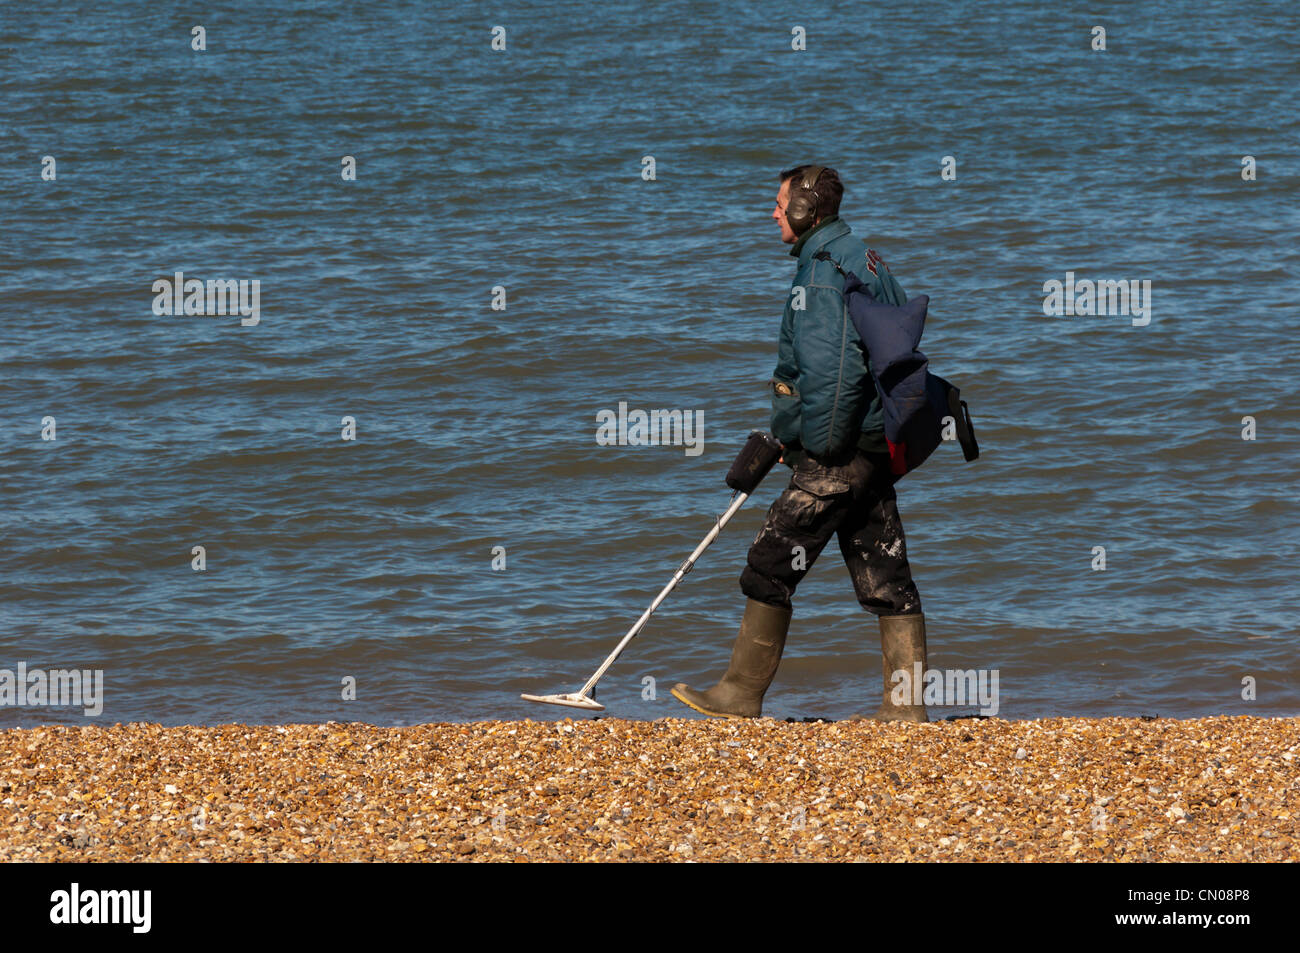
left=812, top=249, right=848, bottom=278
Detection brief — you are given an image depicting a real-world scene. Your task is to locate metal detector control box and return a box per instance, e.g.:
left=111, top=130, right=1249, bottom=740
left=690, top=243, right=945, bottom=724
left=725, top=430, right=784, bottom=495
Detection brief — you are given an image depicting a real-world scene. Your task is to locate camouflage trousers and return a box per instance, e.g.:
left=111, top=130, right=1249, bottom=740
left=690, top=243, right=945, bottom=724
left=739, top=449, right=922, bottom=616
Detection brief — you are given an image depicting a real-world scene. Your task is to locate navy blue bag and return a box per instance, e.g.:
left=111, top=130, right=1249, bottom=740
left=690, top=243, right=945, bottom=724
left=814, top=251, right=978, bottom=478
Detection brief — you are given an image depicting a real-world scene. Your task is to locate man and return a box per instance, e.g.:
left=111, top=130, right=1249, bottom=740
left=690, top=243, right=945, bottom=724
left=671, top=164, right=929, bottom=722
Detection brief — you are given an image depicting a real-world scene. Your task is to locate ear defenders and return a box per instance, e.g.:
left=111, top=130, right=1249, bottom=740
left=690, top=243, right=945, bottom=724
left=784, top=164, right=825, bottom=236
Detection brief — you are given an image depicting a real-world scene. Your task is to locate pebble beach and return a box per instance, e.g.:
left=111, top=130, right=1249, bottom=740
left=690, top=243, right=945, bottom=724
left=0, top=716, right=1295, bottom=862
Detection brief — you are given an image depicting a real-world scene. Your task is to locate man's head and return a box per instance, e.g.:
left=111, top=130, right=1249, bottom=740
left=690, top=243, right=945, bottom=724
left=773, top=165, right=843, bottom=244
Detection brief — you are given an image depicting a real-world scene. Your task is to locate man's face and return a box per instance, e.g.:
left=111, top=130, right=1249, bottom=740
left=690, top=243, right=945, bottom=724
left=773, top=177, right=799, bottom=244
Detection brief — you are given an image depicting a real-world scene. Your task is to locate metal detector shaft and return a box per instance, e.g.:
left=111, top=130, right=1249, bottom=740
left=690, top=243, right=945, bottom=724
left=575, top=491, right=751, bottom=697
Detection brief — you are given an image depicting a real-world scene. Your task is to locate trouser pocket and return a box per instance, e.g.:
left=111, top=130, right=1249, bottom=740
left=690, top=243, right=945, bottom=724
left=784, top=467, right=852, bottom=533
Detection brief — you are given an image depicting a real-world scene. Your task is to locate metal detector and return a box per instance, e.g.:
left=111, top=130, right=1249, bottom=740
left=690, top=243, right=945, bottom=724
left=522, top=431, right=784, bottom=712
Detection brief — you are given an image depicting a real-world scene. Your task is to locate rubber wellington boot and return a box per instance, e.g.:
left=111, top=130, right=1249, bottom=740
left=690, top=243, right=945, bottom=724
left=671, top=599, right=791, bottom=718
left=851, top=613, right=929, bottom=722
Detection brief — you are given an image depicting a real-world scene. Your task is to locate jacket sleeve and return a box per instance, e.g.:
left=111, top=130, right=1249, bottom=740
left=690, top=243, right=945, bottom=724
left=791, top=284, right=869, bottom=456
left=769, top=296, right=802, bottom=448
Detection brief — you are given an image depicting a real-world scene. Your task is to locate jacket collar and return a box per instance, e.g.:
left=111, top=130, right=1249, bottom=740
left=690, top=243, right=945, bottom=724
left=790, top=215, right=849, bottom=262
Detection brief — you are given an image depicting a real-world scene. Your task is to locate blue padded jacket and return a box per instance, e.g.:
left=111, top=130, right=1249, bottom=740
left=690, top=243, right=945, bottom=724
left=769, top=215, right=907, bottom=458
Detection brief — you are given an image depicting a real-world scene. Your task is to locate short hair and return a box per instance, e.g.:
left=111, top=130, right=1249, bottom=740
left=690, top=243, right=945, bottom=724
left=779, top=165, right=844, bottom=220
